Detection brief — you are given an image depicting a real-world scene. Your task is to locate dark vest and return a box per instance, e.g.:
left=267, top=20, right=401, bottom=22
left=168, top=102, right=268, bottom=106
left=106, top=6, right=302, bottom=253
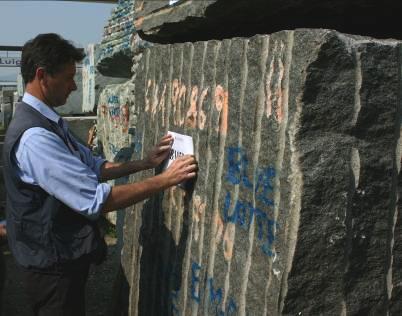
left=2, top=102, right=105, bottom=269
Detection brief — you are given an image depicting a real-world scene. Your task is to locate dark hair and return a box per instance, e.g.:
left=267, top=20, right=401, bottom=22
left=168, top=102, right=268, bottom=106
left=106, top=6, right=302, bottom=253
left=21, top=33, right=85, bottom=83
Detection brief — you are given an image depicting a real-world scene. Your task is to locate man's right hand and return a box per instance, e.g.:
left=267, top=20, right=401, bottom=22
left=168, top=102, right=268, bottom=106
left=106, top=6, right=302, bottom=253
left=102, top=155, right=198, bottom=213
left=162, top=155, right=198, bottom=186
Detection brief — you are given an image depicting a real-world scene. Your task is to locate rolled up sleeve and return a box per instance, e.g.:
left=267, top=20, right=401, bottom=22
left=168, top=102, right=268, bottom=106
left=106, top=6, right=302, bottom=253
left=73, top=137, right=108, bottom=180
left=15, top=128, right=111, bottom=220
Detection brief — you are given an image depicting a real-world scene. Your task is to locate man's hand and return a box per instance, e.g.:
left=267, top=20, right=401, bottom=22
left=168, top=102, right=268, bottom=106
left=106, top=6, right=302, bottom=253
left=162, top=155, right=198, bottom=186
left=144, top=134, right=173, bottom=169
left=0, top=223, right=6, bottom=239
left=102, top=154, right=198, bottom=212
left=101, top=135, right=174, bottom=181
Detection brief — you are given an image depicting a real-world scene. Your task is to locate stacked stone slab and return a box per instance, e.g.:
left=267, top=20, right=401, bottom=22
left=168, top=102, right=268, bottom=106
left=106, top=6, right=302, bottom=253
left=105, top=29, right=402, bottom=315
left=96, top=81, right=137, bottom=227
left=97, top=0, right=151, bottom=78
left=97, top=81, right=137, bottom=163
left=134, top=0, right=402, bottom=43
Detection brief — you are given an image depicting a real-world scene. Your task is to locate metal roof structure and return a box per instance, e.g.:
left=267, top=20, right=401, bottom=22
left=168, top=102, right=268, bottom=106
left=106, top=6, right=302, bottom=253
left=0, top=46, right=23, bottom=52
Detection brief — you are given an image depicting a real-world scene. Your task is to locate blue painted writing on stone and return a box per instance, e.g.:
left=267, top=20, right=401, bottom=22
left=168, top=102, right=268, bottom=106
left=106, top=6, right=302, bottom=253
left=108, top=95, right=119, bottom=105
left=223, top=191, right=277, bottom=257
left=255, top=166, right=275, bottom=206
left=189, top=260, right=237, bottom=316
left=226, top=147, right=252, bottom=188
left=225, top=147, right=275, bottom=207
left=209, top=278, right=223, bottom=306
left=191, top=262, right=201, bottom=303
left=171, top=290, right=180, bottom=316
left=209, top=278, right=237, bottom=316
left=108, top=107, right=120, bottom=118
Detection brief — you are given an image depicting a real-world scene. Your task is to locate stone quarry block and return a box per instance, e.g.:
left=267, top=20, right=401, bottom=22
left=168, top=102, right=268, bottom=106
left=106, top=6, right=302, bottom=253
left=97, top=81, right=137, bottom=163
left=97, top=81, right=137, bottom=227
left=97, top=0, right=151, bottom=78
left=102, top=29, right=401, bottom=315
left=97, top=0, right=135, bottom=78
left=82, top=44, right=127, bottom=113
left=63, top=116, right=97, bottom=145
left=134, top=0, right=402, bottom=43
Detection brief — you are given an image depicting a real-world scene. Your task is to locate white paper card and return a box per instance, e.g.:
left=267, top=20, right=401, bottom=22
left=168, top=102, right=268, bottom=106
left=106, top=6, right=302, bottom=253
left=164, top=131, right=194, bottom=170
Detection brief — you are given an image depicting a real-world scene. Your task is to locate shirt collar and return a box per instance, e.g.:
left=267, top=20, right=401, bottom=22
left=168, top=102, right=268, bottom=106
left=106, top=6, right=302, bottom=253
left=22, top=92, right=61, bottom=124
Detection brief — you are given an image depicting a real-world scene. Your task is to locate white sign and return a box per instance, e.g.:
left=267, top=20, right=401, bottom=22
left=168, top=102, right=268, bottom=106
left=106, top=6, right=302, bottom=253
left=0, top=57, right=21, bottom=67
left=163, top=131, right=194, bottom=187
left=82, top=44, right=96, bottom=112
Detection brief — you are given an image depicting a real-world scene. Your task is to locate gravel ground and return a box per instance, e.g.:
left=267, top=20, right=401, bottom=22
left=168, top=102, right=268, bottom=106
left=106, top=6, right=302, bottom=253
left=0, top=235, right=119, bottom=316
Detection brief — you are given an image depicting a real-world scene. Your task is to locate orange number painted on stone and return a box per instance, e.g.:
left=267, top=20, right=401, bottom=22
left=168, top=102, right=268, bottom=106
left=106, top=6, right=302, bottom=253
left=214, top=85, right=229, bottom=136
left=186, top=86, right=208, bottom=130
left=186, top=86, right=198, bottom=128
left=223, top=223, right=235, bottom=261
left=172, top=79, right=186, bottom=126
left=193, top=195, right=207, bottom=242
left=214, top=213, right=224, bottom=245
left=198, top=87, right=208, bottom=130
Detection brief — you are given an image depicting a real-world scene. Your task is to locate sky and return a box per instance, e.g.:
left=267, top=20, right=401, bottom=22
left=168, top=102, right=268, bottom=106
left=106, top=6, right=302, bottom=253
left=0, top=0, right=116, bottom=81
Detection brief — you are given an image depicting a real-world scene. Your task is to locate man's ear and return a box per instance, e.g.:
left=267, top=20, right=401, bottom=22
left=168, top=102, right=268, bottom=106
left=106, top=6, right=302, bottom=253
left=36, top=67, right=46, bottom=82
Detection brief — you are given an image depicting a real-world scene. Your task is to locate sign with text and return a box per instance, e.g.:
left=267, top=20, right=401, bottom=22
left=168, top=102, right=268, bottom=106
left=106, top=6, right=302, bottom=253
left=163, top=131, right=194, bottom=187
left=0, top=57, right=21, bottom=67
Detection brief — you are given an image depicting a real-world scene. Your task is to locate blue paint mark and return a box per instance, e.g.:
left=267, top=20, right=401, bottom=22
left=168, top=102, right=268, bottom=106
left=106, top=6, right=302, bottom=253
left=108, top=107, right=120, bottom=118
left=188, top=262, right=238, bottom=316
left=225, top=147, right=253, bottom=189
left=191, top=262, right=201, bottom=303
left=222, top=190, right=277, bottom=257
left=108, top=95, right=119, bottom=104
left=255, top=166, right=275, bottom=206
left=227, top=298, right=237, bottom=315
left=209, top=278, right=222, bottom=305
left=225, top=146, right=276, bottom=207
left=171, top=290, right=180, bottom=316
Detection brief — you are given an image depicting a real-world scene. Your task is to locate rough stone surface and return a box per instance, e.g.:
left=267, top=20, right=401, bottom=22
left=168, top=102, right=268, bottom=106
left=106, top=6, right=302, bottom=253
left=97, top=0, right=151, bottom=78
left=82, top=44, right=127, bottom=113
left=101, top=29, right=402, bottom=315
left=63, top=116, right=97, bottom=145
left=97, top=0, right=134, bottom=77
left=97, top=81, right=137, bottom=227
left=134, top=0, right=402, bottom=43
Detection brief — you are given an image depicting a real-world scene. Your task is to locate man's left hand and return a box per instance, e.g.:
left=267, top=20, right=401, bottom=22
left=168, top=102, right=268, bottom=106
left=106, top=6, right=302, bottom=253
left=144, top=134, right=173, bottom=169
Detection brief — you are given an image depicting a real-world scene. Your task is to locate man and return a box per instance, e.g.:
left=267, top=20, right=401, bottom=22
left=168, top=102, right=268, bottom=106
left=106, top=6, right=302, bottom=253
left=2, top=33, right=197, bottom=316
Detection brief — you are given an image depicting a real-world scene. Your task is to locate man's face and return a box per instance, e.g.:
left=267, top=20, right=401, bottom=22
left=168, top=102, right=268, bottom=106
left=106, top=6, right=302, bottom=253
left=42, top=62, right=77, bottom=107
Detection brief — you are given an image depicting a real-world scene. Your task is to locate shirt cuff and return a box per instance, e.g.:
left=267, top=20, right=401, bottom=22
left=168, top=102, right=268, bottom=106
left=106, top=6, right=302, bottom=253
left=86, top=182, right=112, bottom=220
left=94, top=158, right=108, bottom=180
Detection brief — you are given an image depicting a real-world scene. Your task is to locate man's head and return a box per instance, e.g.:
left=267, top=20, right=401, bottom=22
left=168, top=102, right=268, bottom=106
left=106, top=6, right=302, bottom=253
left=21, top=33, right=85, bottom=107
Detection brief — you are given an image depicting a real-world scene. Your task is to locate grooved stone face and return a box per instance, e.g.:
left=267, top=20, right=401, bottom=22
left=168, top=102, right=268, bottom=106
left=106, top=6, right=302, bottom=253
left=103, top=29, right=401, bottom=315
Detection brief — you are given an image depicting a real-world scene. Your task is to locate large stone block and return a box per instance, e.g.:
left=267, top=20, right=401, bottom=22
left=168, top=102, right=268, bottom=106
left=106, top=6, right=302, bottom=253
left=107, top=29, right=401, bottom=315
left=97, top=0, right=151, bottom=78
left=97, top=81, right=137, bottom=227
left=134, top=0, right=402, bottom=43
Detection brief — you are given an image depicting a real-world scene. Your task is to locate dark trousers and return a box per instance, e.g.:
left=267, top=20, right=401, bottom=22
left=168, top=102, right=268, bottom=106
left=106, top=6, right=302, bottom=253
left=19, top=255, right=91, bottom=316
